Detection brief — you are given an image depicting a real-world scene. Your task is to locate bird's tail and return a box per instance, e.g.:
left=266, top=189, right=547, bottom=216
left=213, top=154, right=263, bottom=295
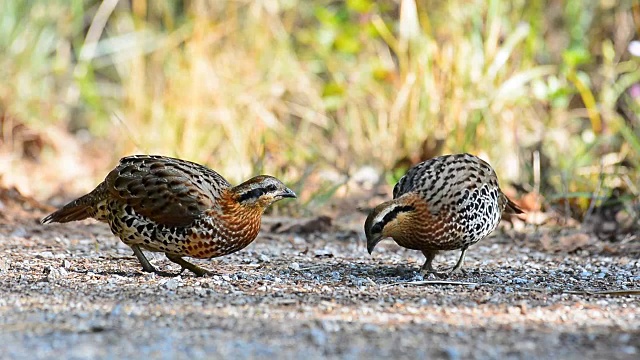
left=505, top=196, right=524, bottom=214
left=41, top=185, right=105, bottom=224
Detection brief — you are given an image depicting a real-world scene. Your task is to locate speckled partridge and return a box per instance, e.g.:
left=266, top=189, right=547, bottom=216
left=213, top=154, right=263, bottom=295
left=41, top=155, right=296, bottom=276
left=364, top=153, right=522, bottom=276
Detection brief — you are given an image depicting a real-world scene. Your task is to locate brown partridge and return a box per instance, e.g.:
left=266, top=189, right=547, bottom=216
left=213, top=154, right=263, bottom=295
left=41, top=155, right=296, bottom=276
left=364, top=153, right=522, bottom=276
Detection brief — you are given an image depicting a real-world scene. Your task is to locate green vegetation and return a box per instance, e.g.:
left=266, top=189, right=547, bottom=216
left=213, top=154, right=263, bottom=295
left=2, top=0, right=639, bottom=213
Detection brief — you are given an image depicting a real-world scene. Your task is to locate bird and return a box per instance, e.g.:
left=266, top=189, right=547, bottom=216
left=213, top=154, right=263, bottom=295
left=41, top=155, right=296, bottom=277
left=364, top=153, right=522, bottom=277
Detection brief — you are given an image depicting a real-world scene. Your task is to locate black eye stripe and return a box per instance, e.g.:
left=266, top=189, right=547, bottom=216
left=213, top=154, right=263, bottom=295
left=380, top=205, right=414, bottom=227
left=239, top=188, right=265, bottom=202
left=238, top=181, right=284, bottom=203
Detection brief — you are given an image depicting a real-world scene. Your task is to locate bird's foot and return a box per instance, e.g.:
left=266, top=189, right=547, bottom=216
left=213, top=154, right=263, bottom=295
left=165, top=253, right=213, bottom=277
left=419, top=268, right=449, bottom=279
left=154, top=269, right=185, bottom=277
left=140, top=266, right=186, bottom=277
left=447, top=267, right=467, bottom=276
left=186, top=265, right=212, bottom=277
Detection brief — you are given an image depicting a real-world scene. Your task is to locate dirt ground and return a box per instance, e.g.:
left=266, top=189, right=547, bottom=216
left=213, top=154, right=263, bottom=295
left=0, top=193, right=639, bottom=360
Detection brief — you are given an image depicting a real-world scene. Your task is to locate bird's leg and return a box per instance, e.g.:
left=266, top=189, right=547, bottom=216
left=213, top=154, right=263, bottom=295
left=131, top=245, right=184, bottom=277
left=131, top=245, right=158, bottom=273
left=165, top=253, right=211, bottom=277
left=448, top=246, right=469, bottom=275
left=420, top=250, right=448, bottom=278
left=420, top=250, right=437, bottom=272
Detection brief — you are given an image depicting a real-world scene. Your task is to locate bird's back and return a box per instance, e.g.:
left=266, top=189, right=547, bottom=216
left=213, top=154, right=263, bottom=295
left=42, top=155, right=232, bottom=227
left=104, top=155, right=232, bottom=227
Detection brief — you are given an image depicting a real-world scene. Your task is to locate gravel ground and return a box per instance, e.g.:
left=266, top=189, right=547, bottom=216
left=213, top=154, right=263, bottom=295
left=0, top=207, right=639, bottom=360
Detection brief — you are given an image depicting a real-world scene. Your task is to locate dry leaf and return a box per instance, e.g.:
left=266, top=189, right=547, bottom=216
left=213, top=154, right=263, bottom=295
left=270, top=216, right=332, bottom=234
left=540, top=233, right=593, bottom=253
left=558, top=233, right=592, bottom=252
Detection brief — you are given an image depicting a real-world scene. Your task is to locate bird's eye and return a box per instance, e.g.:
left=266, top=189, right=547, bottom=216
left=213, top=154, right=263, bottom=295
left=266, top=184, right=278, bottom=192
left=371, top=223, right=383, bottom=234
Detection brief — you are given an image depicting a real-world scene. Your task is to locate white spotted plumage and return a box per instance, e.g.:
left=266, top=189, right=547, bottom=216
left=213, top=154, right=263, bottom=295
left=365, top=153, right=523, bottom=276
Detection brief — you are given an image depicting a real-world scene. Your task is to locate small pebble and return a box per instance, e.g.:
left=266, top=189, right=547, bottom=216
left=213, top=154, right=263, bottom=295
left=481, top=276, right=501, bottom=284
left=110, top=304, right=122, bottom=317
left=194, top=288, right=207, bottom=297
left=314, top=249, right=333, bottom=257
left=362, top=324, right=380, bottom=333
left=320, top=320, right=340, bottom=332
left=38, top=251, right=55, bottom=259
left=259, top=254, right=270, bottom=262
left=289, top=262, right=300, bottom=271
left=442, top=346, right=460, bottom=360
left=10, top=228, right=27, bottom=238
left=163, top=277, right=181, bottom=290
left=0, top=259, right=9, bottom=273
left=309, top=328, right=327, bottom=346
left=618, top=333, right=631, bottom=343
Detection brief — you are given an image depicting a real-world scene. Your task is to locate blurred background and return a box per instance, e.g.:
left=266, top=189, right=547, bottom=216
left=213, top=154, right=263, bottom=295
left=1, top=0, right=639, bottom=226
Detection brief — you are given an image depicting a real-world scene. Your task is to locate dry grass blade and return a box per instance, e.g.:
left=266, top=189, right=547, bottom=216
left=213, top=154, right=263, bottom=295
left=1, top=1, right=639, bottom=218
left=562, top=289, right=640, bottom=296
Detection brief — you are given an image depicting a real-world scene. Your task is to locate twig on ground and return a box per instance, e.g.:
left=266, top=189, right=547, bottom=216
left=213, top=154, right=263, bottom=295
left=561, top=289, right=640, bottom=296
left=380, top=280, right=477, bottom=288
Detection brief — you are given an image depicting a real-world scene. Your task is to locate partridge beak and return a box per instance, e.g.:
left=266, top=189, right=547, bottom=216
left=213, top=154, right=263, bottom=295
left=280, top=187, right=297, bottom=199
left=366, top=233, right=383, bottom=255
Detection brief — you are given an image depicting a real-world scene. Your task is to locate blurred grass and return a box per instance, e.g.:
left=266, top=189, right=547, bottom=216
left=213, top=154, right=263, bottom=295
left=1, top=0, right=639, bottom=214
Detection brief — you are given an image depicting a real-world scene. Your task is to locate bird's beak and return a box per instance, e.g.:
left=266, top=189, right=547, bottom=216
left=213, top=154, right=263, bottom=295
left=366, top=233, right=383, bottom=255
left=280, top=187, right=297, bottom=199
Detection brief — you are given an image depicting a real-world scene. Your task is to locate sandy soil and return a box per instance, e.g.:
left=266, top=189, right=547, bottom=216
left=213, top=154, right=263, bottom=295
left=0, top=197, right=638, bottom=360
